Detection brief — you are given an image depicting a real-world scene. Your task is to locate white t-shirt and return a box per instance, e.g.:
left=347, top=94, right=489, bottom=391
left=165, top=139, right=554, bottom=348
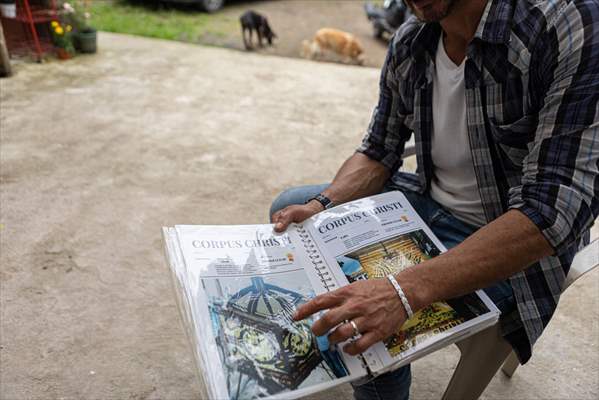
left=429, top=35, right=486, bottom=227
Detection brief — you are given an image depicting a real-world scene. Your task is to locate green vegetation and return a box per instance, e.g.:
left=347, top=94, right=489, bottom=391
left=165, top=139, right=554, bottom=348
left=89, top=1, right=237, bottom=42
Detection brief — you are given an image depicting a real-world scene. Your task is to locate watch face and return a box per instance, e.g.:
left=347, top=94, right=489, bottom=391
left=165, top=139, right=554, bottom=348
left=316, top=194, right=332, bottom=208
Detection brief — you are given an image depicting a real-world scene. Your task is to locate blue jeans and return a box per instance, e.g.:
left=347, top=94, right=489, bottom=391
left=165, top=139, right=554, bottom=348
left=270, top=184, right=516, bottom=400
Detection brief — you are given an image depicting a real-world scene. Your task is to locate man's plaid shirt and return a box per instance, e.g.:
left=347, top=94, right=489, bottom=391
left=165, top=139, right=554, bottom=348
left=358, top=0, right=599, bottom=363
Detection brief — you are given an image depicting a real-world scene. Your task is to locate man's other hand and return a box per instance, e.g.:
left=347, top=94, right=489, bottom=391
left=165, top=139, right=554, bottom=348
left=293, top=279, right=407, bottom=356
left=272, top=200, right=324, bottom=232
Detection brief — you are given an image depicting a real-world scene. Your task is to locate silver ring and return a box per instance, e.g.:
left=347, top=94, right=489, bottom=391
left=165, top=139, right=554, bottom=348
left=349, top=320, right=360, bottom=337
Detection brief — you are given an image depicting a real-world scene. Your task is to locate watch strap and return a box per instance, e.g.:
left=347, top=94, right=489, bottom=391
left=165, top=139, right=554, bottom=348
left=307, top=194, right=334, bottom=210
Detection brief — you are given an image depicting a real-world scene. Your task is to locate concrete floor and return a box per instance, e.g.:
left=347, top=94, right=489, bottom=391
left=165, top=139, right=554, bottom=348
left=0, top=32, right=597, bottom=400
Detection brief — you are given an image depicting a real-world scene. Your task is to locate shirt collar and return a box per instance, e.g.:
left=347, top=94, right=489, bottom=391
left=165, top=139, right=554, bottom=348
left=474, top=0, right=513, bottom=44
left=410, top=22, right=441, bottom=62
left=410, top=0, right=513, bottom=60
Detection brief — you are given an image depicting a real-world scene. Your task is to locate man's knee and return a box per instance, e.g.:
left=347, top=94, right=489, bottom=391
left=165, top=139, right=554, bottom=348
left=269, top=189, right=298, bottom=220
left=269, top=183, right=329, bottom=221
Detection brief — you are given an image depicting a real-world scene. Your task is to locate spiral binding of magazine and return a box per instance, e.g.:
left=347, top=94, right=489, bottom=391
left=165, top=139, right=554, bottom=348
left=162, top=191, right=501, bottom=400
left=296, top=223, right=374, bottom=376
left=296, top=225, right=335, bottom=290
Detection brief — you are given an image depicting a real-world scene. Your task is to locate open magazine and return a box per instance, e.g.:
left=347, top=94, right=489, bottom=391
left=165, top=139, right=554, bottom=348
left=162, top=191, right=500, bottom=400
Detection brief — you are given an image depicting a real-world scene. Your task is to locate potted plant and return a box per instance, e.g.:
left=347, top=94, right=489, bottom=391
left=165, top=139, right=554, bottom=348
left=0, top=0, right=17, bottom=19
left=60, top=1, right=96, bottom=54
left=50, top=20, right=75, bottom=60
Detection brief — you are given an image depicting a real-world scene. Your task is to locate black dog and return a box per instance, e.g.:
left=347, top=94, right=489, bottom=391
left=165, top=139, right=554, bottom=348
left=240, top=10, right=276, bottom=50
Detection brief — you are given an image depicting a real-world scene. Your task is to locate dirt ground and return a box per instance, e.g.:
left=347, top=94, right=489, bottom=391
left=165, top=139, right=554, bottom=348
left=0, top=32, right=598, bottom=400
left=187, top=0, right=391, bottom=68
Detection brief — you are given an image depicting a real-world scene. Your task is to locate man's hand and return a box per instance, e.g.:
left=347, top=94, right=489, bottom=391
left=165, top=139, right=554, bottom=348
left=293, top=278, right=407, bottom=356
left=272, top=200, right=324, bottom=232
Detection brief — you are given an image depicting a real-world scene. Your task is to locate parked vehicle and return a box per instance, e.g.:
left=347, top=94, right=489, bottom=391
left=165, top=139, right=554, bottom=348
left=364, top=0, right=409, bottom=40
left=161, top=0, right=225, bottom=13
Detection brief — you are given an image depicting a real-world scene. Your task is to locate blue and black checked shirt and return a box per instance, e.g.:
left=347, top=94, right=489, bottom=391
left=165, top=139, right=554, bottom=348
left=357, top=0, right=599, bottom=363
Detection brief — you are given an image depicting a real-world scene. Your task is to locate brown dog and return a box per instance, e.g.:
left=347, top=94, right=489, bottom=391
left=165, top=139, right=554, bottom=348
left=302, top=28, right=364, bottom=65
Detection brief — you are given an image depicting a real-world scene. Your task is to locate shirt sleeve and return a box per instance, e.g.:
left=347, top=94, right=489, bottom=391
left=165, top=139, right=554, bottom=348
left=508, top=2, right=599, bottom=255
left=356, top=37, right=413, bottom=172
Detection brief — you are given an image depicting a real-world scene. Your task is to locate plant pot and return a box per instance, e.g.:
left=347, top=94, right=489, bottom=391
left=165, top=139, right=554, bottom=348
left=74, top=29, right=97, bottom=54
left=56, top=47, right=72, bottom=60
left=0, top=3, right=16, bottom=19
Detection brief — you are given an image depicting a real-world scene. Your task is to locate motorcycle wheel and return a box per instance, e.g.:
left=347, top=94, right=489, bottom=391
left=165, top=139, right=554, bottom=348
left=198, top=0, right=224, bottom=13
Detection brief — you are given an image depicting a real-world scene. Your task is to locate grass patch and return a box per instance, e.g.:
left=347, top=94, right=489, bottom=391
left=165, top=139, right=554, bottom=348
left=89, top=0, right=238, bottom=42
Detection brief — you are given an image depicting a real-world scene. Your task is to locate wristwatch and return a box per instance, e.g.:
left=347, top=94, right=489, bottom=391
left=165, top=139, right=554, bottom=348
left=306, top=194, right=334, bottom=210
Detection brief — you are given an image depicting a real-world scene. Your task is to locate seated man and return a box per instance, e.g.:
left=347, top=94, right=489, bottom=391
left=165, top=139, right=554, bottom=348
left=270, top=1, right=599, bottom=399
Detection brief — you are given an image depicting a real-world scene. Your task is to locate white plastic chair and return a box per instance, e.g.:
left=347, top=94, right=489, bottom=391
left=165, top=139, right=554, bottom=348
left=442, top=238, right=599, bottom=400
left=500, top=238, right=599, bottom=378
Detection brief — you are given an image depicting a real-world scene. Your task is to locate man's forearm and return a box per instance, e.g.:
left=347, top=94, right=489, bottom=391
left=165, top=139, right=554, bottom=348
left=321, top=152, right=390, bottom=206
left=398, top=209, right=555, bottom=312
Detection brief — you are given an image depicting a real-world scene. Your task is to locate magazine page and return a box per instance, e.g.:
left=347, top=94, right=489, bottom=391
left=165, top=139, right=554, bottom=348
left=301, top=192, right=499, bottom=372
left=162, top=227, right=212, bottom=399
left=170, top=224, right=366, bottom=400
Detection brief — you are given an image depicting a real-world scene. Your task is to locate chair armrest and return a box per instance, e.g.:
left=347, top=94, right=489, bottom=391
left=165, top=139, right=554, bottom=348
left=403, top=145, right=416, bottom=158
left=565, top=238, right=599, bottom=289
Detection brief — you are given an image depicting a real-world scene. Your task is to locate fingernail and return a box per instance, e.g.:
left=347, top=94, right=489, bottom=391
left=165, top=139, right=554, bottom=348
left=275, top=222, right=283, bottom=230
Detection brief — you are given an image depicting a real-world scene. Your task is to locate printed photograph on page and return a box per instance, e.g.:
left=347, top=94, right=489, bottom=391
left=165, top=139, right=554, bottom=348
left=177, top=225, right=352, bottom=399
left=201, top=268, right=349, bottom=399
left=335, top=229, right=488, bottom=357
